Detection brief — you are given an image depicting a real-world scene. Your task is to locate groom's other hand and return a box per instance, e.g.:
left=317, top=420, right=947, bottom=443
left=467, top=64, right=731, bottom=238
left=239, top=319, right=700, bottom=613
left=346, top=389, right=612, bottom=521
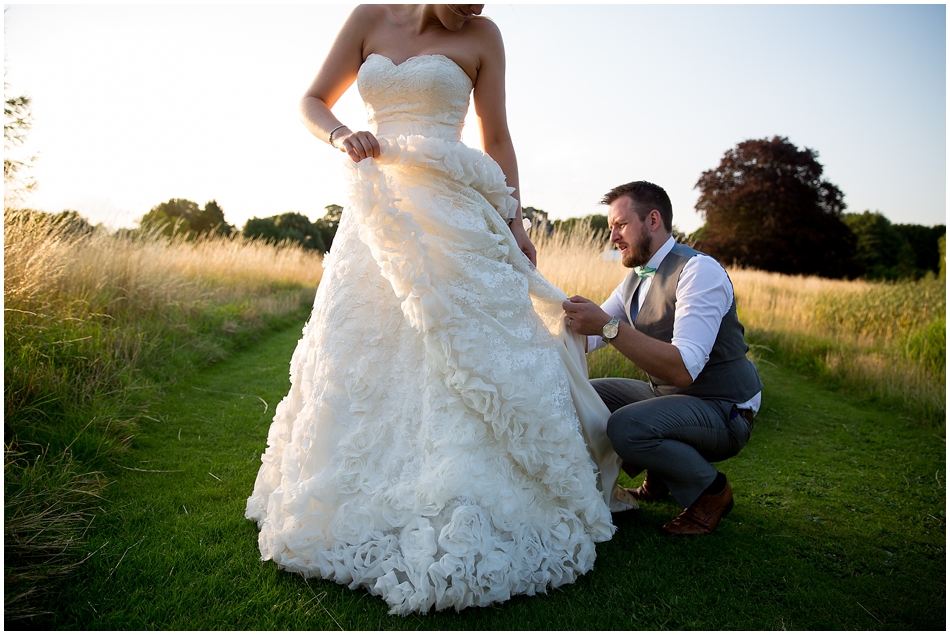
left=562, top=295, right=610, bottom=335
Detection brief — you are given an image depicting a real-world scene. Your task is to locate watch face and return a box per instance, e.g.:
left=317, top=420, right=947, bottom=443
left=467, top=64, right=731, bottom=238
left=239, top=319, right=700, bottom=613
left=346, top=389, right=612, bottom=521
left=603, top=320, right=619, bottom=340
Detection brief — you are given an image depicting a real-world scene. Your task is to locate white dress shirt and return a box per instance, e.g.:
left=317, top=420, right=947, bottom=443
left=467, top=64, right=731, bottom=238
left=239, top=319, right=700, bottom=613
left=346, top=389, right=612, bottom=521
left=589, top=237, right=761, bottom=413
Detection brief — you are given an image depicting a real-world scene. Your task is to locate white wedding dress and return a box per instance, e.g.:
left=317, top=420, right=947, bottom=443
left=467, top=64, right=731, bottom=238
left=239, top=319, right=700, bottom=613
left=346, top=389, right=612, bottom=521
left=246, top=53, right=630, bottom=615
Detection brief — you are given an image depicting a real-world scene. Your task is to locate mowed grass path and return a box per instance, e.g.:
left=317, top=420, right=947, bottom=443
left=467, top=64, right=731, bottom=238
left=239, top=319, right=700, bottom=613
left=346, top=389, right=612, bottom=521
left=39, top=323, right=945, bottom=630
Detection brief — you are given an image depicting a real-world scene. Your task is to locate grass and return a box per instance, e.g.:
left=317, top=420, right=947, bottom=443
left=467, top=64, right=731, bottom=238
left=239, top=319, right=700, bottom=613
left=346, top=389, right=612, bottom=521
left=730, top=268, right=945, bottom=425
left=4, top=209, right=323, bottom=619
left=16, top=321, right=943, bottom=630
left=6, top=219, right=945, bottom=626
left=535, top=228, right=945, bottom=425
left=533, top=223, right=624, bottom=302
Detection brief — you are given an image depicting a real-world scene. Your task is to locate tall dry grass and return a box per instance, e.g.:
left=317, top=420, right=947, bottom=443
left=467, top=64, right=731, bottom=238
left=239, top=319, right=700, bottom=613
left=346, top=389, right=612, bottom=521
left=5, top=215, right=943, bottom=617
left=4, top=209, right=324, bottom=619
left=5, top=211, right=323, bottom=318
left=533, top=225, right=945, bottom=424
left=532, top=225, right=648, bottom=382
left=730, top=268, right=945, bottom=424
left=534, top=222, right=626, bottom=303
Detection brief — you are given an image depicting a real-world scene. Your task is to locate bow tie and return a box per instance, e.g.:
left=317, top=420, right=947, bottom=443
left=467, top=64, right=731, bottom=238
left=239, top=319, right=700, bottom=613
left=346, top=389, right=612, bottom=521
left=634, top=265, right=657, bottom=279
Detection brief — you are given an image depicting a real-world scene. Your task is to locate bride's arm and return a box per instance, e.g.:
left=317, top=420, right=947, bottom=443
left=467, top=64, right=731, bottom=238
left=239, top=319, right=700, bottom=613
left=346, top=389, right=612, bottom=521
left=300, top=5, right=380, bottom=162
left=471, top=21, right=537, bottom=266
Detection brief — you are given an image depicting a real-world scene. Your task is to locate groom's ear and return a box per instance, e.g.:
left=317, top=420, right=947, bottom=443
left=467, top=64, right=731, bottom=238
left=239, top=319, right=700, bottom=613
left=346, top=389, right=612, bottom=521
left=647, top=209, right=662, bottom=232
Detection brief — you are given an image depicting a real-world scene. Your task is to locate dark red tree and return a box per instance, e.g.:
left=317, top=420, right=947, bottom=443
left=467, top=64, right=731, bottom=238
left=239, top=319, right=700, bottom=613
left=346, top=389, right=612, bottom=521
left=694, top=136, right=858, bottom=278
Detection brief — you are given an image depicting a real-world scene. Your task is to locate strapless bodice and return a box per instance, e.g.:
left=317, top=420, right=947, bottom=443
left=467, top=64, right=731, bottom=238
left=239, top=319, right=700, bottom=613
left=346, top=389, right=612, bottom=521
left=357, top=53, right=472, bottom=142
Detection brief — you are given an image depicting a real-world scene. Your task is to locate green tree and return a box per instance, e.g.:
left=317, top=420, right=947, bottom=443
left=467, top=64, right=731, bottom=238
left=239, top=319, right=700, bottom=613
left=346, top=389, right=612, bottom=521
left=243, top=212, right=326, bottom=252
left=522, top=206, right=550, bottom=233
left=893, top=222, right=946, bottom=275
left=49, top=210, right=96, bottom=237
left=695, top=136, right=858, bottom=278
left=939, top=235, right=946, bottom=280
left=550, top=213, right=609, bottom=241
left=845, top=216, right=945, bottom=281
left=242, top=217, right=279, bottom=242
left=685, top=224, right=707, bottom=247
left=139, top=198, right=234, bottom=238
left=140, top=198, right=200, bottom=238
left=314, top=204, right=343, bottom=252
left=4, top=86, right=37, bottom=207
left=189, top=199, right=233, bottom=237
left=9, top=208, right=97, bottom=238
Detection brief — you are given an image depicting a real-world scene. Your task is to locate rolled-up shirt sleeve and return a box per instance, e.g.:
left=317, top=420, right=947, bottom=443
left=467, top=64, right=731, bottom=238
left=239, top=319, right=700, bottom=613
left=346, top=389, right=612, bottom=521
left=672, top=256, right=733, bottom=380
left=587, top=282, right=629, bottom=354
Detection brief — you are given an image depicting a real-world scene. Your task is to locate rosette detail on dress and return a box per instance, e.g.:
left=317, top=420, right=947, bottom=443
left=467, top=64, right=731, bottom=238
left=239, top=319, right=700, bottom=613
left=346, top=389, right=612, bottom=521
left=246, top=52, right=626, bottom=616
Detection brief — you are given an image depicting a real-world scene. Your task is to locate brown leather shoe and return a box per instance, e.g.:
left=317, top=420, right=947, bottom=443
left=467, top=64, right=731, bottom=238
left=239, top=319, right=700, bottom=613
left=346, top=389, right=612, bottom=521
left=661, top=475, right=734, bottom=536
left=624, top=471, right=670, bottom=503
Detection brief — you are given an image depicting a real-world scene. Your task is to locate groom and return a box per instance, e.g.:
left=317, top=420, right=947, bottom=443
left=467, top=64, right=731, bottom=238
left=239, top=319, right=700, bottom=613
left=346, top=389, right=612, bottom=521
left=562, top=181, right=763, bottom=536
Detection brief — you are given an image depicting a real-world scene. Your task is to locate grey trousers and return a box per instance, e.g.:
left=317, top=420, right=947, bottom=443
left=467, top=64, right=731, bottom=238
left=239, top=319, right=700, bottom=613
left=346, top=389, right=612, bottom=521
left=592, top=377, right=752, bottom=508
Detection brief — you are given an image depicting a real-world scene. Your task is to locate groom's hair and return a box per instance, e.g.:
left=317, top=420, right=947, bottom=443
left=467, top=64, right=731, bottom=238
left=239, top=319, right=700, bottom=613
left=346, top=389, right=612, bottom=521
left=601, top=181, right=673, bottom=233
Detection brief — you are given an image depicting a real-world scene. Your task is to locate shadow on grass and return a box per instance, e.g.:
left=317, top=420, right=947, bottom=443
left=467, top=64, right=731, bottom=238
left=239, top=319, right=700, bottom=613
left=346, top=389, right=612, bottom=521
left=21, top=324, right=945, bottom=630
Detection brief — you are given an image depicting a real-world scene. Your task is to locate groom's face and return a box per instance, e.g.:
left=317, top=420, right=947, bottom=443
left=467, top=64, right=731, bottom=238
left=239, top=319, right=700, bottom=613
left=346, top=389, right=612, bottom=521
left=608, top=196, right=653, bottom=268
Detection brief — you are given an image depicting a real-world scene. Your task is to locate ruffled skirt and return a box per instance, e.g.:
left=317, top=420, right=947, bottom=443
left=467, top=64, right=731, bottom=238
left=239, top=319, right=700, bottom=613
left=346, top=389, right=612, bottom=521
left=246, top=135, right=623, bottom=614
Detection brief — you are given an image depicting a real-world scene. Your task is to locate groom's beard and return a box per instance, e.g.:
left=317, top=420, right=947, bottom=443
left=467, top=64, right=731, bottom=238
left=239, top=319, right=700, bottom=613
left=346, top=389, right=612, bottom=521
left=621, top=226, right=653, bottom=268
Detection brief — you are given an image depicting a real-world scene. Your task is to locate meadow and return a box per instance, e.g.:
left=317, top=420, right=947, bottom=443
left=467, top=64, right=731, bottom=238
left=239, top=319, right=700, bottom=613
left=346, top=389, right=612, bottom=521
left=4, top=210, right=323, bottom=619
left=533, top=227, right=946, bottom=426
left=4, top=213, right=945, bottom=627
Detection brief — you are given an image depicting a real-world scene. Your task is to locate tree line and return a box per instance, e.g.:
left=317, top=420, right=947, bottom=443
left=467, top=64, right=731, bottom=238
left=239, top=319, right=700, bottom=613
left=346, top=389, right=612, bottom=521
left=132, top=198, right=344, bottom=254
left=7, top=77, right=943, bottom=282
left=535, top=136, right=944, bottom=281
left=692, top=136, right=945, bottom=281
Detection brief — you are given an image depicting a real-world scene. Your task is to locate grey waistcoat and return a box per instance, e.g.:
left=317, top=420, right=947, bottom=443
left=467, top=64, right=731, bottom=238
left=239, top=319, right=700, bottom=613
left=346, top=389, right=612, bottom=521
left=621, top=243, right=763, bottom=402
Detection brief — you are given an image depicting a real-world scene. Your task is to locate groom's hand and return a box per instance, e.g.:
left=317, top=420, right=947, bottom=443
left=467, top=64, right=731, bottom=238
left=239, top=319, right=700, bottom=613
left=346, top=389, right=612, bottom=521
left=562, top=295, right=610, bottom=336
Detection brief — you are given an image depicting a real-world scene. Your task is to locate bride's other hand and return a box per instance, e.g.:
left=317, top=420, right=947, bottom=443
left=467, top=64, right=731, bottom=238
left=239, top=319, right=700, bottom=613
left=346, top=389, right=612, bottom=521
left=509, top=221, right=537, bottom=266
left=335, top=130, right=381, bottom=162
left=470, top=16, right=536, bottom=266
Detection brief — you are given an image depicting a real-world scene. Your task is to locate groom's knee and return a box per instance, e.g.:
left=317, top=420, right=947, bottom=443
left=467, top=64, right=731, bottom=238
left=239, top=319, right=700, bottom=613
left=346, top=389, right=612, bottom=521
left=606, top=405, right=656, bottom=454
left=591, top=377, right=653, bottom=413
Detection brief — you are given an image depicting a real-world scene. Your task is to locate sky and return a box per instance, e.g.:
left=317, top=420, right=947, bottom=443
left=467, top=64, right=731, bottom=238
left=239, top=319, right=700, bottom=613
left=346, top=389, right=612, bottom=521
left=4, top=3, right=946, bottom=234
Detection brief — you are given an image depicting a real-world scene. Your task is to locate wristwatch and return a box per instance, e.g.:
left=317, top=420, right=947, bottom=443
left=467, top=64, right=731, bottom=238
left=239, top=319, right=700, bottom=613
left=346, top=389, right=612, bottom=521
left=601, top=316, right=620, bottom=343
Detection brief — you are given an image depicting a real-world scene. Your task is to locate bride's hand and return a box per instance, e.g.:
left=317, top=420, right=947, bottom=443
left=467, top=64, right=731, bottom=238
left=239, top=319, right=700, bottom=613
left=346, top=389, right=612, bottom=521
left=509, top=221, right=537, bottom=266
left=335, top=129, right=381, bottom=162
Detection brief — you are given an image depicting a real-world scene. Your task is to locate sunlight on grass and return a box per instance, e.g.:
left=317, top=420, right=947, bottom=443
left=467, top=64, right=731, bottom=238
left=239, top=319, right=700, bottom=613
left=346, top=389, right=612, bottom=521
left=533, top=221, right=626, bottom=303
left=4, top=209, right=323, bottom=619
left=33, top=321, right=944, bottom=630
left=729, top=268, right=944, bottom=423
left=531, top=224, right=945, bottom=423
left=5, top=213, right=945, bottom=625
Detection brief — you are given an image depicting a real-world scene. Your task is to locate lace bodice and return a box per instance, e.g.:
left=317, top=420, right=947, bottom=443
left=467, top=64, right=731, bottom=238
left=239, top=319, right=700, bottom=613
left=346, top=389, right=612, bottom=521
left=357, top=54, right=472, bottom=142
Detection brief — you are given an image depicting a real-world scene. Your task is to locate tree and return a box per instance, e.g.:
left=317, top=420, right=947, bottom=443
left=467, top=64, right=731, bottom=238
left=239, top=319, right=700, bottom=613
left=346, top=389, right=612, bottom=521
left=49, top=209, right=96, bottom=237
left=842, top=211, right=945, bottom=280
left=314, top=204, right=343, bottom=252
left=139, top=198, right=234, bottom=238
left=940, top=235, right=946, bottom=280
left=243, top=212, right=326, bottom=252
left=894, top=222, right=945, bottom=275
left=189, top=199, right=233, bottom=237
left=4, top=86, right=37, bottom=208
left=522, top=206, right=550, bottom=233
left=694, top=136, right=858, bottom=278
left=140, top=198, right=199, bottom=237
left=842, top=211, right=914, bottom=280
left=550, top=213, right=609, bottom=241
left=9, top=208, right=97, bottom=239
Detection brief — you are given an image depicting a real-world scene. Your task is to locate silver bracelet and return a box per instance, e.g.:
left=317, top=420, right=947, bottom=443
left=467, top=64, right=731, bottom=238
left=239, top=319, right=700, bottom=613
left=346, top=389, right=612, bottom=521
left=328, top=124, right=347, bottom=146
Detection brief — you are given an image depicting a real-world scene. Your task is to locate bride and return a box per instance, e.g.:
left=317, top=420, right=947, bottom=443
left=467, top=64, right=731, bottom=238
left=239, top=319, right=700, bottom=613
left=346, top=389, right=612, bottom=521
left=245, top=4, right=632, bottom=615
